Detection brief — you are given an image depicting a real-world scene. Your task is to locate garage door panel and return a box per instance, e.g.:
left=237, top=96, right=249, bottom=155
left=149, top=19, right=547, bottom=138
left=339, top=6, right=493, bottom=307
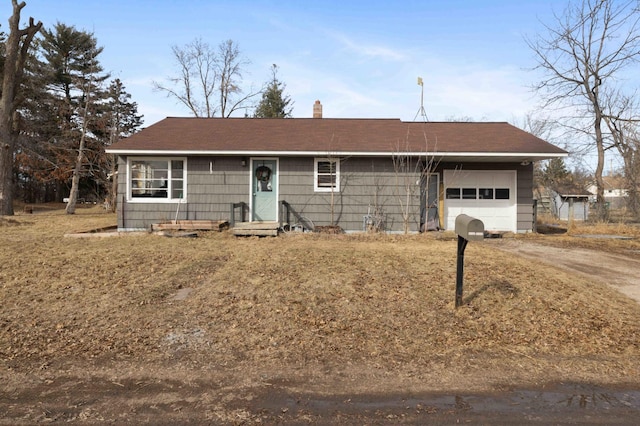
left=444, top=170, right=517, bottom=232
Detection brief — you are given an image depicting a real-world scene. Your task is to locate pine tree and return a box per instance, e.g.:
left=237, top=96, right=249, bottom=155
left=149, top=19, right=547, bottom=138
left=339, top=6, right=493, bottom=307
left=541, top=157, right=570, bottom=188
left=36, top=23, right=109, bottom=208
left=254, top=64, right=293, bottom=118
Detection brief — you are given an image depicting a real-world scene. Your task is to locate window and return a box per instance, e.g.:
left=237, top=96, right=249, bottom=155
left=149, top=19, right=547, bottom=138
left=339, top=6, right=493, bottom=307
left=478, top=188, right=493, bottom=199
left=495, top=188, right=510, bottom=199
left=129, top=158, right=186, bottom=201
left=446, top=188, right=461, bottom=199
left=462, top=188, right=477, bottom=199
left=446, top=187, right=510, bottom=200
left=314, top=158, right=340, bottom=192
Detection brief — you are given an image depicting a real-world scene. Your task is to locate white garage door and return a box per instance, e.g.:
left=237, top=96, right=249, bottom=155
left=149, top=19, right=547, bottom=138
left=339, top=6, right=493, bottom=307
left=443, top=170, right=517, bottom=232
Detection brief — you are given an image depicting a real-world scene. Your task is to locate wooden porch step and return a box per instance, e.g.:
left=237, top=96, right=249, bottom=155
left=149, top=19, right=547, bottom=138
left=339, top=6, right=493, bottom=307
left=232, top=221, right=279, bottom=237
left=152, top=220, right=229, bottom=231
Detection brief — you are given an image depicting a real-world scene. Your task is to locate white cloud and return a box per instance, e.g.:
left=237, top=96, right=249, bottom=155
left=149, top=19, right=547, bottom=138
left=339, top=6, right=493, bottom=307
left=326, top=31, right=407, bottom=62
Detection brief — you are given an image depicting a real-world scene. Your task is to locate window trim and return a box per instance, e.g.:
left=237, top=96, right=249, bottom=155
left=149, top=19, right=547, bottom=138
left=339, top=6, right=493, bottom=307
left=127, top=157, right=187, bottom=203
left=314, top=158, right=340, bottom=192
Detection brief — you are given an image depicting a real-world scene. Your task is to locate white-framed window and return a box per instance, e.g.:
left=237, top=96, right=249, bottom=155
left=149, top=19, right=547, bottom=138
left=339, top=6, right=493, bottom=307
left=314, top=158, right=340, bottom=192
left=128, top=157, right=186, bottom=202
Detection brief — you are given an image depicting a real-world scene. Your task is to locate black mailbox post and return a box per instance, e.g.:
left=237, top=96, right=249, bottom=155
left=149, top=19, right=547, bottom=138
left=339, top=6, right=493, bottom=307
left=454, top=214, right=484, bottom=307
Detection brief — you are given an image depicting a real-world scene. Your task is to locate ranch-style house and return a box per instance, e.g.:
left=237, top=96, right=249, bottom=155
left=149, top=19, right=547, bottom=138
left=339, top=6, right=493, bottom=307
left=106, top=102, right=567, bottom=234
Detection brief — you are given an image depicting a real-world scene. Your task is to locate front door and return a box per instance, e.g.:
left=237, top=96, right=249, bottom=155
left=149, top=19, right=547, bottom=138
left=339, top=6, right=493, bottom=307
left=251, top=158, right=278, bottom=221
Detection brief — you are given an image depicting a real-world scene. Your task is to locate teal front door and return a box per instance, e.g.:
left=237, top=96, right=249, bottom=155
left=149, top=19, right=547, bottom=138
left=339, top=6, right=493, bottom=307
left=251, top=159, right=278, bottom=221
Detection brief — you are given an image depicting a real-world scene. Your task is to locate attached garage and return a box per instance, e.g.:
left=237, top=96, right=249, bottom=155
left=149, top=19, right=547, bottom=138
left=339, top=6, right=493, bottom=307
left=444, top=170, right=517, bottom=232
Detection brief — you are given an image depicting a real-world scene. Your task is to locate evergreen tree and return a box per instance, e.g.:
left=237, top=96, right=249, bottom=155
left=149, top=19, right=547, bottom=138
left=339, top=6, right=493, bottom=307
left=22, top=23, right=109, bottom=205
left=12, top=23, right=143, bottom=206
left=541, top=157, right=571, bottom=188
left=254, top=64, right=293, bottom=118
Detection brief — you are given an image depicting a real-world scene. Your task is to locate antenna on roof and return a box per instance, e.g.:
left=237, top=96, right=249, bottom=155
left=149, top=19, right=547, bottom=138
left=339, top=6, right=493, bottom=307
left=414, top=76, right=429, bottom=122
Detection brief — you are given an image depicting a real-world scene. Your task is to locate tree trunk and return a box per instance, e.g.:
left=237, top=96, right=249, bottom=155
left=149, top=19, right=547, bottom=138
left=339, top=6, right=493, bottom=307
left=593, top=117, right=608, bottom=221
left=0, top=9, right=20, bottom=216
left=0, top=128, right=15, bottom=216
left=65, top=143, right=84, bottom=214
left=65, top=109, right=89, bottom=214
left=0, top=1, right=41, bottom=215
left=622, top=150, right=640, bottom=219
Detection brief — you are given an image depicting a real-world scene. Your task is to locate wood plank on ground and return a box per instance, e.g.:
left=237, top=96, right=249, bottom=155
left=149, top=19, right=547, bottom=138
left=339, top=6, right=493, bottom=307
left=151, top=220, right=229, bottom=231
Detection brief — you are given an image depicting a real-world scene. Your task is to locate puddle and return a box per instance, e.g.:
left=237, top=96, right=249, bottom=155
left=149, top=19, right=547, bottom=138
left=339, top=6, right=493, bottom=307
left=252, top=383, right=640, bottom=422
left=297, top=386, right=640, bottom=413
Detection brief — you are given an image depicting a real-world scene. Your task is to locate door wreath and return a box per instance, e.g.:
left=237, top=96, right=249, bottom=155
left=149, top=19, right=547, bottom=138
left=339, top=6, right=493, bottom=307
left=255, top=165, right=272, bottom=191
left=255, top=165, right=272, bottom=182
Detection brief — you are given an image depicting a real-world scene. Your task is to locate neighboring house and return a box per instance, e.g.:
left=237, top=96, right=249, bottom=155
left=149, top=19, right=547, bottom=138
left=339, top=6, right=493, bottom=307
left=550, top=185, right=591, bottom=221
left=587, top=175, right=628, bottom=209
left=106, top=103, right=567, bottom=233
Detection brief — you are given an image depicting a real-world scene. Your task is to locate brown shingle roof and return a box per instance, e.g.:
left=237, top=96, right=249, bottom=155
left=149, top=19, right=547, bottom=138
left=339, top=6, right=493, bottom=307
left=107, top=117, right=567, bottom=157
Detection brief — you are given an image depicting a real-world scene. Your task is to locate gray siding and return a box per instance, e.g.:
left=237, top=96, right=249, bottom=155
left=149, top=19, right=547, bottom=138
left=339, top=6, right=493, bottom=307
left=516, top=164, right=535, bottom=232
left=117, top=156, right=250, bottom=230
left=280, top=157, right=422, bottom=233
left=116, top=155, right=536, bottom=233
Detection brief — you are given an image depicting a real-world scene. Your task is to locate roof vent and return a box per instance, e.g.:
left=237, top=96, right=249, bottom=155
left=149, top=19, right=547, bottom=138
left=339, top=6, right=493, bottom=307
left=313, top=100, right=323, bottom=119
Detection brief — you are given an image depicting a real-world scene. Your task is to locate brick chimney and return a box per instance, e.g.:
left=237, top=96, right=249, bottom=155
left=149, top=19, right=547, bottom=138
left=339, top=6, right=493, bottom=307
left=313, top=100, right=323, bottom=119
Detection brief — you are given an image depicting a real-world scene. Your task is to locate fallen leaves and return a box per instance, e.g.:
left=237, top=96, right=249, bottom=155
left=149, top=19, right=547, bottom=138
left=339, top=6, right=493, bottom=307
left=0, top=206, right=639, bottom=388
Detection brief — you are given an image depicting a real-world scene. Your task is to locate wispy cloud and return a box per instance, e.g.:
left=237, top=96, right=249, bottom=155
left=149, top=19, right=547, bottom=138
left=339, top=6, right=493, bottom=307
left=326, top=31, right=407, bottom=62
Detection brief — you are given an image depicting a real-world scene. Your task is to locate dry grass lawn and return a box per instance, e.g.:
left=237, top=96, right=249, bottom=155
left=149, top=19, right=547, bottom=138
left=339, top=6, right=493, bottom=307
left=1, top=204, right=640, bottom=421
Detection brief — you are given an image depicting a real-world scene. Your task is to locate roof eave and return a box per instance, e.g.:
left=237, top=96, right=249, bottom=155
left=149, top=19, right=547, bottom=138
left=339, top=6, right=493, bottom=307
left=105, top=149, right=568, bottom=162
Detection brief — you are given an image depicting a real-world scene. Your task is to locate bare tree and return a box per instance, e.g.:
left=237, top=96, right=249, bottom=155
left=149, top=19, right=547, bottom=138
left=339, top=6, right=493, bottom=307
left=0, top=0, right=41, bottom=215
left=392, top=127, right=440, bottom=234
left=153, top=38, right=216, bottom=117
left=392, top=143, right=419, bottom=234
left=153, top=38, right=260, bottom=118
left=527, top=0, right=640, bottom=220
left=602, top=94, right=640, bottom=218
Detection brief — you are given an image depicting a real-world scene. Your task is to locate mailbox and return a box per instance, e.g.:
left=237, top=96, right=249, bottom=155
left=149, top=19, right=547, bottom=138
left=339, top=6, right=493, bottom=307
left=455, top=214, right=484, bottom=241
left=454, top=214, right=484, bottom=308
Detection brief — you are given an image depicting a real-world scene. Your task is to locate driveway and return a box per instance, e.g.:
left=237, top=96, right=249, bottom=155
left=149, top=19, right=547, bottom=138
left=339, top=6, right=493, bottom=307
left=487, top=238, right=640, bottom=304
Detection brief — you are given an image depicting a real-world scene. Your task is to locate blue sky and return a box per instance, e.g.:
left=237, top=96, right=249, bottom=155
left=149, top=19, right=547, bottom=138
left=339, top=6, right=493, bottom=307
left=4, top=0, right=564, bottom=127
